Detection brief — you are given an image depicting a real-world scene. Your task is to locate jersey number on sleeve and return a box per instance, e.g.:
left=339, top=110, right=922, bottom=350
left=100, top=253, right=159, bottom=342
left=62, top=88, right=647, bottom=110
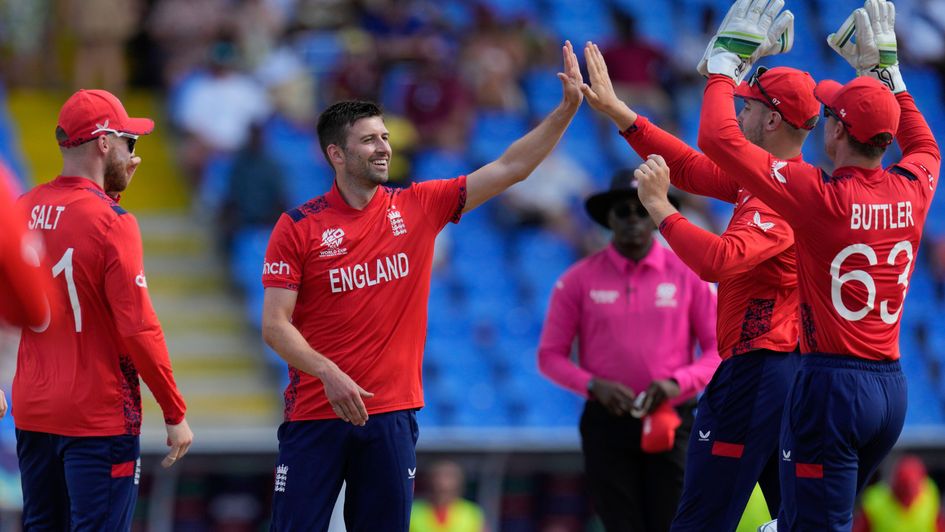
left=31, top=247, right=82, bottom=333
left=830, top=241, right=914, bottom=324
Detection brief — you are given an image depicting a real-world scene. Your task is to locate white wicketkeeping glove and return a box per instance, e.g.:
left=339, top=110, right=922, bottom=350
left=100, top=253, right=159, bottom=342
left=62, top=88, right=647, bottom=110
left=698, top=0, right=795, bottom=84
left=827, top=0, right=906, bottom=93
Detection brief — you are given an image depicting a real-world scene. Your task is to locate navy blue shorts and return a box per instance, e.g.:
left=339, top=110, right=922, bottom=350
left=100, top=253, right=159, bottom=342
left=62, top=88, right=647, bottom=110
left=778, top=354, right=906, bottom=531
left=672, top=350, right=799, bottom=532
left=16, top=430, right=140, bottom=531
left=270, top=409, right=419, bottom=532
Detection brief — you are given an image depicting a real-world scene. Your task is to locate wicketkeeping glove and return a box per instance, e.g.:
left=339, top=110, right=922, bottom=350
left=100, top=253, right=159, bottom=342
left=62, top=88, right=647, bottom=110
left=698, top=0, right=794, bottom=83
left=827, top=0, right=906, bottom=93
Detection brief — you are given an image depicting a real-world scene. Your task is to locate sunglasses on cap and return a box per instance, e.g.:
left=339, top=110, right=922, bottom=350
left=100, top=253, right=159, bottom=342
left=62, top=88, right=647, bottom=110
left=747, top=67, right=806, bottom=130
left=91, top=125, right=138, bottom=153
left=612, top=202, right=650, bottom=219
left=822, top=105, right=851, bottom=128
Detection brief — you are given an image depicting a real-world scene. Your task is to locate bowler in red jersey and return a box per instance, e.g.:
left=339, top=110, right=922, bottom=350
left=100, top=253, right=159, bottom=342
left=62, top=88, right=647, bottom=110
left=262, top=41, right=585, bottom=531
left=14, top=89, right=193, bottom=530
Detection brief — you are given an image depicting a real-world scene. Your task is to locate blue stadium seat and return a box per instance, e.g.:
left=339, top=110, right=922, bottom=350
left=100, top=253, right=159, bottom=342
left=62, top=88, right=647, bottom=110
left=468, top=111, right=529, bottom=165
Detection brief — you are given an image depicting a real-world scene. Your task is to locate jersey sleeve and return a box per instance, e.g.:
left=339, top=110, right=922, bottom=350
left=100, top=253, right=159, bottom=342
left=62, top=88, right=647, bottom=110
left=410, top=175, right=468, bottom=231
left=671, top=275, right=721, bottom=400
left=698, top=75, right=826, bottom=228
left=537, top=267, right=593, bottom=398
left=891, top=92, right=941, bottom=202
left=262, top=214, right=305, bottom=291
left=621, top=116, right=740, bottom=203
left=0, top=179, right=49, bottom=327
left=659, top=204, right=794, bottom=282
left=103, top=214, right=186, bottom=424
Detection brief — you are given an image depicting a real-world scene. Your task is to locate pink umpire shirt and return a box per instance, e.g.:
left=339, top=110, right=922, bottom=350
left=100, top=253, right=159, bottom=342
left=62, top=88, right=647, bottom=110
left=538, top=241, right=721, bottom=402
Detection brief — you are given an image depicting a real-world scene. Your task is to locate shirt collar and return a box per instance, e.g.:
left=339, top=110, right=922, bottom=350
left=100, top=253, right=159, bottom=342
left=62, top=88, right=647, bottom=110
left=604, top=240, right=666, bottom=273
left=326, top=179, right=386, bottom=215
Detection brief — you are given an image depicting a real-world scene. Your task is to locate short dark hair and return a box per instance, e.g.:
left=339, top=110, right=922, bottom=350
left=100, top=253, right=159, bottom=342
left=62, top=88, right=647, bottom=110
left=847, top=133, right=893, bottom=159
left=316, top=100, right=384, bottom=162
left=55, top=126, right=70, bottom=144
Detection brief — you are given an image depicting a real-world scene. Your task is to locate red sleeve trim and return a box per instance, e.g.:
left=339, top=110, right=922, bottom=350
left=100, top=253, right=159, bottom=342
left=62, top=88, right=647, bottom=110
left=262, top=280, right=300, bottom=291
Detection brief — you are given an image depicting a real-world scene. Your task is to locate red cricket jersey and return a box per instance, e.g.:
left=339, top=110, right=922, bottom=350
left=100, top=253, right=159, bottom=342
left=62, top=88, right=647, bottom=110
left=700, top=76, right=941, bottom=361
left=0, top=163, right=49, bottom=327
left=13, top=176, right=186, bottom=436
left=621, top=117, right=799, bottom=359
left=262, top=177, right=466, bottom=421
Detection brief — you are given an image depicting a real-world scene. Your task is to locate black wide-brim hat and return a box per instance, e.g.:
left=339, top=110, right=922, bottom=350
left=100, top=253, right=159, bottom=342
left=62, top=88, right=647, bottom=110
left=585, top=168, right=681, bottom=228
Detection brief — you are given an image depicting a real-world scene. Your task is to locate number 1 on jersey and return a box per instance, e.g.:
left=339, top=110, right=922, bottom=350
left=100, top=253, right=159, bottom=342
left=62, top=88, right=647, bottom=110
left=32, top=247, right=82, bottom=333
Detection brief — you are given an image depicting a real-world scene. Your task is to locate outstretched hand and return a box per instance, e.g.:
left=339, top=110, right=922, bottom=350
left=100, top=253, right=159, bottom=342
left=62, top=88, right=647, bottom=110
left=698, top=0, right=794, bottom=83
left=557, top=40, right=584, bottom=109
left=827, top=0, right=905, bottom=93
left=581, top=42, right=621, bottom=116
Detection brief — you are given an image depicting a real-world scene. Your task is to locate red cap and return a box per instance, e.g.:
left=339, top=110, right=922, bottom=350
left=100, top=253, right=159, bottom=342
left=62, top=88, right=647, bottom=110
left=735, top=66, right=820, bottom=130
left=640, top=402, right=681, bottom=453
left=57, top=89, right=154, bottom=147
left=814, top=76, right=899, bottom=146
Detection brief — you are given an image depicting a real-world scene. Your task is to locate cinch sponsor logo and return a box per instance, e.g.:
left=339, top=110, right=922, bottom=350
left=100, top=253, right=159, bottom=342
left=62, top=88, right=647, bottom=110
left=328, top=252, right=409, bottom=293
left=263, top=261, right=291, bottom=276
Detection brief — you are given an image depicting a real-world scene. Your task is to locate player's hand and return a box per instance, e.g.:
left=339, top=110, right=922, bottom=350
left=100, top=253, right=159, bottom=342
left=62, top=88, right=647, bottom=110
left=640, top=379, right=681, bottom=415
left=588, top=378, right=636, bottom=417
left=581, top=42, right=622, bottom=116
left=827, top=0, right=905, bottom=93
left=634, top=154, right=671, bottom=209
left=162, top=418, right=193, bottom=468
left=557, top=40, right=584, bottom=110
left=699, top=0, right=794, bottom=83
left=320, top=362, right=374, bottom=426
left=0, top=389, right=7, bottom=418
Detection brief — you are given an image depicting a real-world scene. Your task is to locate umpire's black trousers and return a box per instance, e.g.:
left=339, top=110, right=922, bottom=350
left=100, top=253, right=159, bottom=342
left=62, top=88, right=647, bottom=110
left=580, top=399, right=695, bottom=532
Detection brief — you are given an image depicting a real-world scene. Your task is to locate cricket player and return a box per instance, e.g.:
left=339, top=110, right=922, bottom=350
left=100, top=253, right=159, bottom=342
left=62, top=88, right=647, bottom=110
left=261, top=41, right=584, bottom=530
left=582, top=34, right=821, bottom=529
left=14, top=89, right=193, bottom=530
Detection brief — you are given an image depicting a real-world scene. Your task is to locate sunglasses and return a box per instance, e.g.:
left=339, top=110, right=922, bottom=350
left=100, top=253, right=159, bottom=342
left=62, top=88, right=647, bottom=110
left=612, top=202, right=649, bottom=219
left=91, top=125, right=139, bottom=153
left=747, top=68, right=809, bottom=130
left=822, top=105, right=849, bottom=128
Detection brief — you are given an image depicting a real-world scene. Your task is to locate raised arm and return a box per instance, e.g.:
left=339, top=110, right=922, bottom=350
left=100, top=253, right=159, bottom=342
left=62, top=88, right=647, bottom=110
left=582, top=42, right=740, bottom=203
left=635, top=155, right=794, bottom=282
left=463, top=41, right=582, bottom=212
left=894, top=93, right=941, bottom=183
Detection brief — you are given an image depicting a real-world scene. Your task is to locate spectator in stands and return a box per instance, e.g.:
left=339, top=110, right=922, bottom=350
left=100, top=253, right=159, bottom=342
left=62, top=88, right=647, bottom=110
left=899, top=0, right=945, bottom=78
left=70, top=0, right=142, bottom=95
left=410, top=460, right=486, bottom=532
left=176, top=40, right=271, bottom=184
left=538, top=169, right=720, bottom=531
left=219, top=122, right=288, bottom=258
left=854, top=454, right=945, bottom=532
left=404, top=39, right=473, bottom=150
left=601, top=10, right=674, bottom=124
left=327, top=29, right=383, bottom=103
left=146, top=0, right=229, bottom=87
left=459, top=6, right=528, bottom=112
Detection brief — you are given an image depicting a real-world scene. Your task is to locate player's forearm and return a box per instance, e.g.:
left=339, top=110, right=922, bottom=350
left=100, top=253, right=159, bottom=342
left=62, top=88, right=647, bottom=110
left=124, top=330, right=186, bottom=424
left=896, top=93, right=941, bottom=162
left=625, top=116, right=739, bottom=203
left=262, top=317, right=336, bottom=379
left=495, top=101, right=580, bottom=182
left=599, top=99, right=637, bottom=131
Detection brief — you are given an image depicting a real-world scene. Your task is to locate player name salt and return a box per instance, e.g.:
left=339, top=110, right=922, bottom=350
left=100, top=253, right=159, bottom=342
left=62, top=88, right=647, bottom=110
left=328, top=252, right=409, bottom=293
left=850, top=201, right=914, bottom=231
left=28, top=204, right=66, bottom=230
